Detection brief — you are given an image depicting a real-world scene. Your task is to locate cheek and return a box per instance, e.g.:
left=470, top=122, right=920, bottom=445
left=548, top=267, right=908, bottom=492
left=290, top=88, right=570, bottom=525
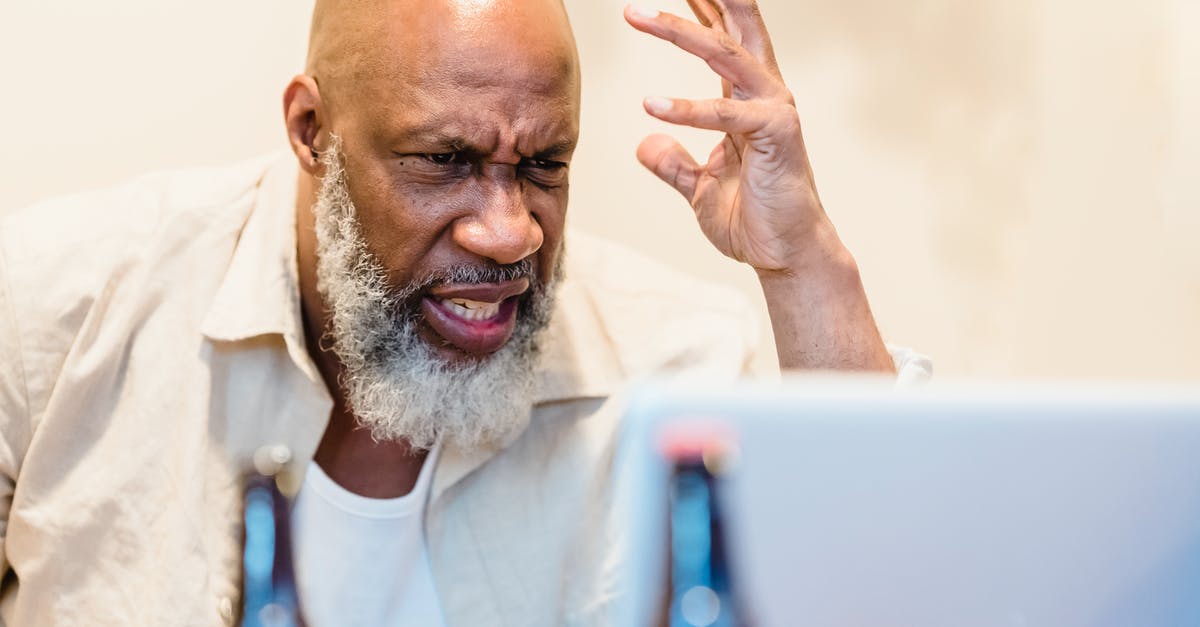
left=343, top=172, right=460, bottom=278
left=528, top=186, right=569, bottom=279
left=528, top=181, right=568, bottom=227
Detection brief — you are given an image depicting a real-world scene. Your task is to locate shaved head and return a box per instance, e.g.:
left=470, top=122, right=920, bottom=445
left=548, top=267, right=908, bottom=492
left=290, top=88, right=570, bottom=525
left=305, top=0, right=580, bottom=115
left=291, top=0, right=581, bottom=284
left=286, top=0, right=583, bottom=447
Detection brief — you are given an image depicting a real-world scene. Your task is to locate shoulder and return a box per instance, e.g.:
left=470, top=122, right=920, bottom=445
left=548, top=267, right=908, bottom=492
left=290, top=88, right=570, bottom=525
left=0, top=155, right=278, bottom=415
left=560, top=230, right=761, bottom=379
left=1, top=155, right=275, bottom=274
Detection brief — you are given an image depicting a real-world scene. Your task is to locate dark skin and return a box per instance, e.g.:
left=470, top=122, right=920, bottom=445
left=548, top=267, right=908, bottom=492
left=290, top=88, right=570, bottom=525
left=286, top=0, right=579, bottom=497
left=284, top=0, right=891, bottom=498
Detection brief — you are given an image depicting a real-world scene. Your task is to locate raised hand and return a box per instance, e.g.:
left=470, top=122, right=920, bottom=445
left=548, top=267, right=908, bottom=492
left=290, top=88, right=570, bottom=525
left=624, top=0, right=832, bottom=275
left=625, top=1, right=895, bottom=372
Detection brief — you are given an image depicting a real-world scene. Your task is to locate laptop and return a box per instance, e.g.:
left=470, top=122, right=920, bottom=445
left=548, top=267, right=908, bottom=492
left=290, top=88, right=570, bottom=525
left=611, top=377, right=1200, bottom=626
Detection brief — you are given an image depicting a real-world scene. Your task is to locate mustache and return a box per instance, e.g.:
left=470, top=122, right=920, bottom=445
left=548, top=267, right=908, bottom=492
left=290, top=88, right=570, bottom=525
left=390, top=258, right=539, bottom=309
left=413, top=257, right=537, bottom=292
left=424, top=258, right=536, bottom=289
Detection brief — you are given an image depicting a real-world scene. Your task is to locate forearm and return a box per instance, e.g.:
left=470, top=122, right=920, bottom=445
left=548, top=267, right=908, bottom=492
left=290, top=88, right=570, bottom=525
left=758, top=227, right=894, bottom=373
left=624, top=2, right=899, bottom=374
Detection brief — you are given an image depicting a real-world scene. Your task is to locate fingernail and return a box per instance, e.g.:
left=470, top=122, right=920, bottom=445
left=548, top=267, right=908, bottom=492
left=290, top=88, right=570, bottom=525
left=644, top=96, right=673, bottom=115
left=629, top=4, right=660, bottom=20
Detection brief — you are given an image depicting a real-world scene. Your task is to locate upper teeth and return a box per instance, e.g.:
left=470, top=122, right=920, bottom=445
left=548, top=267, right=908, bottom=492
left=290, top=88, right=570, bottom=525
left=442, top=298, right=501, bottom=321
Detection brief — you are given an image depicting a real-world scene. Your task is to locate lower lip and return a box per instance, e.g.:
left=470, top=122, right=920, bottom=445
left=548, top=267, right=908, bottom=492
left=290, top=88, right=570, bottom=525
left=420, top=296, right=520, bottom=356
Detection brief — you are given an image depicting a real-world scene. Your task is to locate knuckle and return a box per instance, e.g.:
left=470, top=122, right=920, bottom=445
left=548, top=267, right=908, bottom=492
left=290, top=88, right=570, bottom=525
left=774, top=104, right=803, bottom=134
left=770, top=88, right=797, bottom=108
left=712, top=99, right=738, bottom=122
left=716, top=33, right=742, bottom=58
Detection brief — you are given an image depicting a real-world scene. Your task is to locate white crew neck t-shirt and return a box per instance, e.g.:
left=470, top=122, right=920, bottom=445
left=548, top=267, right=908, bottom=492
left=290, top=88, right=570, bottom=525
left=291, top=447, right=446, bottom=627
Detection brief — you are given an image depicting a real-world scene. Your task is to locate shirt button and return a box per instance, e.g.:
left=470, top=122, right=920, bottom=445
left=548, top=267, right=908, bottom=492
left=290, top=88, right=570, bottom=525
left=218, top=596, right=235, bottom=624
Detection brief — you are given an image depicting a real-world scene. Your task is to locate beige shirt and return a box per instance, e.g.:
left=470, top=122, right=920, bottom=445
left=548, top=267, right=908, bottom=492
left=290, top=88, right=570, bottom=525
left=0, top=154, right=930, bottom=626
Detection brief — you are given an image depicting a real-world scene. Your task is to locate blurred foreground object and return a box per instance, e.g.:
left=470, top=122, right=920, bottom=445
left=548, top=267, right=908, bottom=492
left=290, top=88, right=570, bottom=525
left=614, top=377, right=1200, bottom=626
left=240, top=445, right=305, bottom=627
left=661, top=426, right=753, bottom=627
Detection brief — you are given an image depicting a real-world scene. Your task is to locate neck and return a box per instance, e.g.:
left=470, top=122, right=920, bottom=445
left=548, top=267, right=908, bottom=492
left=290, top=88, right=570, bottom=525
left=295, top=171, right=430, bottom=499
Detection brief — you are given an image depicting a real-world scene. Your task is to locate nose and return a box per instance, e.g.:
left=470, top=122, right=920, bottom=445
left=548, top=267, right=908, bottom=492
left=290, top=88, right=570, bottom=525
left=452, top=176, right=543, bottom=266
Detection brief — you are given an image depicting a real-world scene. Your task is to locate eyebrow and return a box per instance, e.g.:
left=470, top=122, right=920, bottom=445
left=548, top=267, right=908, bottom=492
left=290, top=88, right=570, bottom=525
left=530, top=139, right=577, bottom=160
left=396, top=127, right=577, bottom=160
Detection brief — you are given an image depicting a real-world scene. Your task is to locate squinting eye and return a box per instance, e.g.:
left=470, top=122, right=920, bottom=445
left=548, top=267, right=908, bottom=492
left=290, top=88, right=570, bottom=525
left=521, top=159, right=569, bottom=188
left=425, top=152, right=466, bottom=165
left=525, top=159, right=565, bottom=171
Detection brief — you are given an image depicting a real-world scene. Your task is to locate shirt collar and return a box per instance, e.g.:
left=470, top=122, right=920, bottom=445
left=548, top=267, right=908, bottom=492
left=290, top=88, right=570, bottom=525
left=199, top=153, right=320, bottom=383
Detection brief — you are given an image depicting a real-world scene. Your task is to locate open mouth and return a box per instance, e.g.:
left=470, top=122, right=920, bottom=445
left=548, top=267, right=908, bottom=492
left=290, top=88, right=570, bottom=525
left=439, top=297, right=505, bottom=321
left=419, top=278, right=530, bottom=356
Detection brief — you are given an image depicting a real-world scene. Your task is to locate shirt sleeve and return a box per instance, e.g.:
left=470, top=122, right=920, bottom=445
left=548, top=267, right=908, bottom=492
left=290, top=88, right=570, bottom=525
left=0, top=236, right=32, bottom=580
left=889, top=344, right=933, bottom=385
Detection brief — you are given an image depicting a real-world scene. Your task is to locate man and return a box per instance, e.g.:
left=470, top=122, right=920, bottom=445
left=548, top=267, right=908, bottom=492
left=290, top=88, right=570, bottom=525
left=0, top=0, right=928, bottom=625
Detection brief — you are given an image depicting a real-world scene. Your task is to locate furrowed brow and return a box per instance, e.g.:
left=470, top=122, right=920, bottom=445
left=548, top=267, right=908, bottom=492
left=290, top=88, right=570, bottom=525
left=409, top=132, right=473, bottom=153
left=387, top=122, right=475, bottom=151
left=531, top=139, right=577, bottom=160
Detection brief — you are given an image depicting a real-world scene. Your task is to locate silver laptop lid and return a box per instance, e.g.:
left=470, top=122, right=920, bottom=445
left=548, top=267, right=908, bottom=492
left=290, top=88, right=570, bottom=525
left=613, top=378, right=1200, bottom=626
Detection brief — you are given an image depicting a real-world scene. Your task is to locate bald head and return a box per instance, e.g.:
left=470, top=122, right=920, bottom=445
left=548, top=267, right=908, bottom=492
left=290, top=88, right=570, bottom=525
left=285, top=0, right=582, bottom=376
left=305, top=0, right=580, bottom=113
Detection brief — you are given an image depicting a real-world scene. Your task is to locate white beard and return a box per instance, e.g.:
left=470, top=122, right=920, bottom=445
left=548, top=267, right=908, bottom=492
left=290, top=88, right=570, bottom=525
left=311, top=138, right=557, bottom=451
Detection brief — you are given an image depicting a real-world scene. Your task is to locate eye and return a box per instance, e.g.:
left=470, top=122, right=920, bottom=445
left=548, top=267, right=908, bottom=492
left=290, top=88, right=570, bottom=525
left=424, top=152, right=467, bottom=165
left=521, top=158, right=569, bottom=187
left=525, top=158, right=565, bottom=170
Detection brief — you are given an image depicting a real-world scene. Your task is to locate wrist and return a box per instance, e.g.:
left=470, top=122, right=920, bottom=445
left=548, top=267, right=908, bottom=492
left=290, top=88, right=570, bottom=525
left=754, top=220, right=860, bottom=290
left=755, top=243, right=892, bottom=372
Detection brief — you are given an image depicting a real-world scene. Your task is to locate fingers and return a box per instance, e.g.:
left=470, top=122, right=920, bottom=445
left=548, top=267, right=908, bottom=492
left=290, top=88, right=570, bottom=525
left=643, top=96, right=796, bottom=139
left=636, top=134, right=701, bottom=202
left=684, top=0, right=723, bottom=30
left=705, top=0, right=780, bottom=67
left=677, top=0, right=781, bottom=76
left=624, top=5, right=784, bottom=100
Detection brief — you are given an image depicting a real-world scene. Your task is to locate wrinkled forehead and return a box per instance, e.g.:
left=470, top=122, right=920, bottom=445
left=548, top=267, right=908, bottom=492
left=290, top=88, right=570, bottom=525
left=312, top=0, right=580, bottom=119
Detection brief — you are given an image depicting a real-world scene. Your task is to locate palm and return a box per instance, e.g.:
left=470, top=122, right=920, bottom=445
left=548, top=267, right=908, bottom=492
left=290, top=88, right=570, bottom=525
left=628, top=1, right=828, bottom=273
left=692, top=132, right=817, bottom=270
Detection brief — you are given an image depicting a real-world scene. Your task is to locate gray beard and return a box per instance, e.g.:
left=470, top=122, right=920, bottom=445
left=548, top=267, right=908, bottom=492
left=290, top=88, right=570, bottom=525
left=311, top=138, right=556, bottom=451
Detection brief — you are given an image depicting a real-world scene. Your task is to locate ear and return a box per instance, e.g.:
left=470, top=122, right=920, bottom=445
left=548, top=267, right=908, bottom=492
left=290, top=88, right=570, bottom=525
left=283, top=75, right=326, bottom=176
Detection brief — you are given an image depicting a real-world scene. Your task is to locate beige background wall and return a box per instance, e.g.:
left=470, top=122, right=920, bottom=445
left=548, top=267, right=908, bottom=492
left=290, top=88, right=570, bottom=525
left=2, top=0, right=1197, bottom=380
